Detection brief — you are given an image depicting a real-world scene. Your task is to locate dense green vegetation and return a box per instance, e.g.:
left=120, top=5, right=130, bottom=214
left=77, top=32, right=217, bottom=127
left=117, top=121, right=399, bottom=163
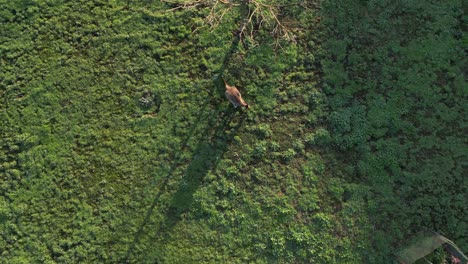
left=1, top=0, right=465, bottom=263
left=321, top=1, right=467, bottom=262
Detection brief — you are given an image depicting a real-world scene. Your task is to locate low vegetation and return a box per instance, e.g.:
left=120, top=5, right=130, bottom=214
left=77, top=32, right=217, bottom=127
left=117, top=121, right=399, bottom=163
left=1, top=0, right=465, bottom=263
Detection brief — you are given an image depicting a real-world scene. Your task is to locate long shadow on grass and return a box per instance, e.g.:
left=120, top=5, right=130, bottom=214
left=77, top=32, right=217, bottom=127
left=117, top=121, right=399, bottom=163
left=123, top=106, right=244, bottom=263
left=122, top=28, right=247, bottom=262
left=160, top=104, right=245, bottom=226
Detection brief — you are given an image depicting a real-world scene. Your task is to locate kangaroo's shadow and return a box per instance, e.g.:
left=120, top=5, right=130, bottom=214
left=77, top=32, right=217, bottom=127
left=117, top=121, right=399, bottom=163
left=163, top=105, right=244, bottom=224
left=122, top=103, right=246, bottom=262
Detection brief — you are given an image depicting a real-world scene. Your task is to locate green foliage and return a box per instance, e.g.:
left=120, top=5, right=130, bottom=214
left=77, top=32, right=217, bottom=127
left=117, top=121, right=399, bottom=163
left=322, top=0, right=467, bottom=261
left=306, top=127, right=331, bottom=146
left=2, top=0, right=463, bottom=263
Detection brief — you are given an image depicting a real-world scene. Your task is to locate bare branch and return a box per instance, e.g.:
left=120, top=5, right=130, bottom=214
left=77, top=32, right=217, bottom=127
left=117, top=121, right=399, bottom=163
left=164, top=0, right=297, bottom=43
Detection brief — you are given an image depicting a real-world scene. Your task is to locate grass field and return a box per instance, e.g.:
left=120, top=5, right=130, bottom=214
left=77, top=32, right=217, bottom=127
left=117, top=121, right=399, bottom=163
left=1, top=0, right=466, bottom=263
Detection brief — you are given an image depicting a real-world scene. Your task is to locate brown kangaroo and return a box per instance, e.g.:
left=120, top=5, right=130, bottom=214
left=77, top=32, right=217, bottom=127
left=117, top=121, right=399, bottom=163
left=223, top=78, right=249, bottom=108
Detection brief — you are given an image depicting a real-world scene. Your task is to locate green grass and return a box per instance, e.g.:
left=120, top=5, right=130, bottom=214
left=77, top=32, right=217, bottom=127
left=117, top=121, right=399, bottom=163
left=1, top=0, right=465, bottom=263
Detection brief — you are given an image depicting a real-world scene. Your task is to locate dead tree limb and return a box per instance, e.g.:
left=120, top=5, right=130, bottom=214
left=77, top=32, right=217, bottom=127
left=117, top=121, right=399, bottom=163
left=162, top=0, right=297, bottom=43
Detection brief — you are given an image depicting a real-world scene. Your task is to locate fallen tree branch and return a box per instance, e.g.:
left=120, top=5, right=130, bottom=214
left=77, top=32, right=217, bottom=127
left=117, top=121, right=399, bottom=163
left=163, top=0, right=296, bottom=43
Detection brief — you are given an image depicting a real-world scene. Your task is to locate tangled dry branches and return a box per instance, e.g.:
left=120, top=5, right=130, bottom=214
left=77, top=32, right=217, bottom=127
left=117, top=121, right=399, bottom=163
left=162, top=0, right=296, bottom=43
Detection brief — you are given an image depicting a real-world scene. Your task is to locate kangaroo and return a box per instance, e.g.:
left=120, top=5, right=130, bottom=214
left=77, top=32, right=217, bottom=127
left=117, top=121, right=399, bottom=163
left=223, top=78, right=249, bottom=109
